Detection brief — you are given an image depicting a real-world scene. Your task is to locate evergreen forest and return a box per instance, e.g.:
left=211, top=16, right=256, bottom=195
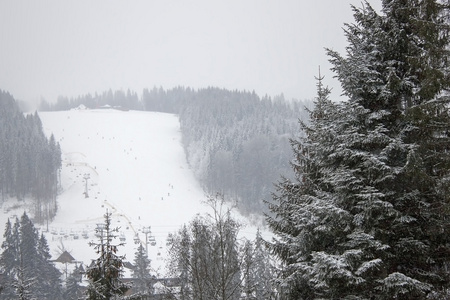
left=40, top=87, right=309, bottom=218
left=1, top=0, right=450, bottom=299
left=0, top=91, right=61, bottom=223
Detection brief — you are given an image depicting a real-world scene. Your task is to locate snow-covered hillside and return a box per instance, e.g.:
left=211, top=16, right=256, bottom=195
left=41, top=108, right=214, bottom=274
left=0, top=108, right=266, bottom=277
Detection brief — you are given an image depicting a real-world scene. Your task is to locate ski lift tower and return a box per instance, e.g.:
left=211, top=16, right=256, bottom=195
left=95, top=223, right=105, bottom=242
left=142, top=226, right=152, bottom=255
left=83, top=173, right=90, bottom=198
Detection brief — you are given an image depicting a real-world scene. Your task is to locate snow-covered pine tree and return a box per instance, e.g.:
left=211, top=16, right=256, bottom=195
left=0, top=213, right=62, bottom=299
left=268, top=1, right=450, bottom=299
left=240, top=229, right=276, bottom=300
left=85, top=210, right=130, bottom=300
left=0, top=92, right=61, bottom=223
left=253, top=228, right=275, bottom=300
left=18, top=213, right=39, bottom=296
left=268, top=72, right=354, bottom=299
left=36, top=233, right=63, bottom=300
left=0, top=218, right=20, bottom=299
left=13, top=250, right=36, bottom=300
left=131, top=243, right=153, bottom=297
left=241, top=240, right=256, bottom=300
left=64, top=264, right=83, bottom=300
left=328, top=0, right=450, bottom=297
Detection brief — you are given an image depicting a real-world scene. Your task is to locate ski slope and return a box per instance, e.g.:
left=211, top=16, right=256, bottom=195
left=0, top=108, right=210, bottom=277
left=37, top=108, right=215, bottom=274
left=0, top=107, right=268, bottom=277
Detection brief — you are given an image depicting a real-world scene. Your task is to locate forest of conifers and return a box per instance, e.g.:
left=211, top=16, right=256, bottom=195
left=3, top=0, right=450, bottom=298
left=40, top=87, right=310, bottom=218
left=0, top=91, right=61, bottom=223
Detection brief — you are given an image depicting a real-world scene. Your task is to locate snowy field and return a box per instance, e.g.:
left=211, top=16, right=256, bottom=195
left=0, top=108, right=265, bottom=277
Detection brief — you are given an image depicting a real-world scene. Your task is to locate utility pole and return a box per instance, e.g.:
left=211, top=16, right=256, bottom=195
left=83, top=173, right=90, bottom=198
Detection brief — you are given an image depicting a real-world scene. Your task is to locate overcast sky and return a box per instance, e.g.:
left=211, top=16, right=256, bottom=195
left=0, top=0, right=381, bottom=105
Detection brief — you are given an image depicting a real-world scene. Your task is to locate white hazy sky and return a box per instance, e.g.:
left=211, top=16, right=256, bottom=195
left=0, top=0, right=381, bottom=105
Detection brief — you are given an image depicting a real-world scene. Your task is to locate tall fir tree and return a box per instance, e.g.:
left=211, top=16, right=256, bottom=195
left=241, top=240, right=256, bottom=300
left=64, top=264, right=84, bottom=300
left=18, top=212, right=39, bottom=294
left=0, top=213, right=62, bottom=299
left=85, top=210, right=130, bottom=300
left=0, top=91, right=61, bottom=223
left=131, top=243, right=153, bottom=296
left=13, top=251, right=35, bottom=300
left=0, top=218, right=20, bottom=299
left=253, top=229, right=275, bottom=300
left=241, top=229, right=276, bottom=300
left=268, top=1, right=450, bottom=298
left=268, top=73, right=352, bottom=299
left=36, top=233, right=63, bottom=300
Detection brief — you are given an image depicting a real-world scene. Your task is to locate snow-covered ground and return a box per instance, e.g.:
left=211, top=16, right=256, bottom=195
left=0, top=108, right=266, bottom=278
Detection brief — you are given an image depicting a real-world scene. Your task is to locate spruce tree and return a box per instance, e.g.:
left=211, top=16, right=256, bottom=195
left=0, top=213, right=62, bottom=299
left=64, top=264, right=83, bottom=300
left=268, top=74, right=352, bottom=299
left=18, top=213, right=39, bottom=293
left=268, top=1, right=450, bottom=298
left=241, top=240, right=256, bottom=300
left=13, top=251, right=35, bottom=300
left=241, top=230, right=276, bottom=300
left=0, top=91, right=61, bottom=223
left=36, top=233, right=63, bottom=300
left=85, top=211, right=130, bottom=300
left=0, top=218, right=20, bottom=299
left=253, top=229, right=275, bottom=300
left=131, top=243, right=153, bottom=296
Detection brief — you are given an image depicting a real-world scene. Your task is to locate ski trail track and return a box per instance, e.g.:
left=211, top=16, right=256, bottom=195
left=38, top=109, right=211, bottom=274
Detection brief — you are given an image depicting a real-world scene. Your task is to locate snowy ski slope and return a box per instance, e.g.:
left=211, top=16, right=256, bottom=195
left=39, top=108, right=214, bottom=274
left=0, top=107, right=267, bottom=276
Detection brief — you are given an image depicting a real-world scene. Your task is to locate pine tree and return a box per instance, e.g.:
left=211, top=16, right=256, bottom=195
left=241, top=240, right=256, bottom=300
left=0, top=91, right=61, bottom=223
left=18, top=213, right=39, bottom=295
left=240, top=231, right=276, bottom=300
left=0, top=213, right=62, bottom=299
left=268, top=1, right=450, bottom=298
left=0, top=218, right=20, bottom=299
left=64, top=264, right=83, bottom=300
left=253, top=229, right=275, bottom=300
left=13, top=251, right=36, bottom=300
left=268, top=74, right=349, bottom=299
left=85, top=210, right=130, bottom=300
left=131, top=243, right=153, bottom=296
left=36, top=233, right=63, bottom=300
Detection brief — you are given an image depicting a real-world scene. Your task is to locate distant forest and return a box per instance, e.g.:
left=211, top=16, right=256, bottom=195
left=40, top=87, right=311, bottom=217
left=0, top=91, right=61, bottom=223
